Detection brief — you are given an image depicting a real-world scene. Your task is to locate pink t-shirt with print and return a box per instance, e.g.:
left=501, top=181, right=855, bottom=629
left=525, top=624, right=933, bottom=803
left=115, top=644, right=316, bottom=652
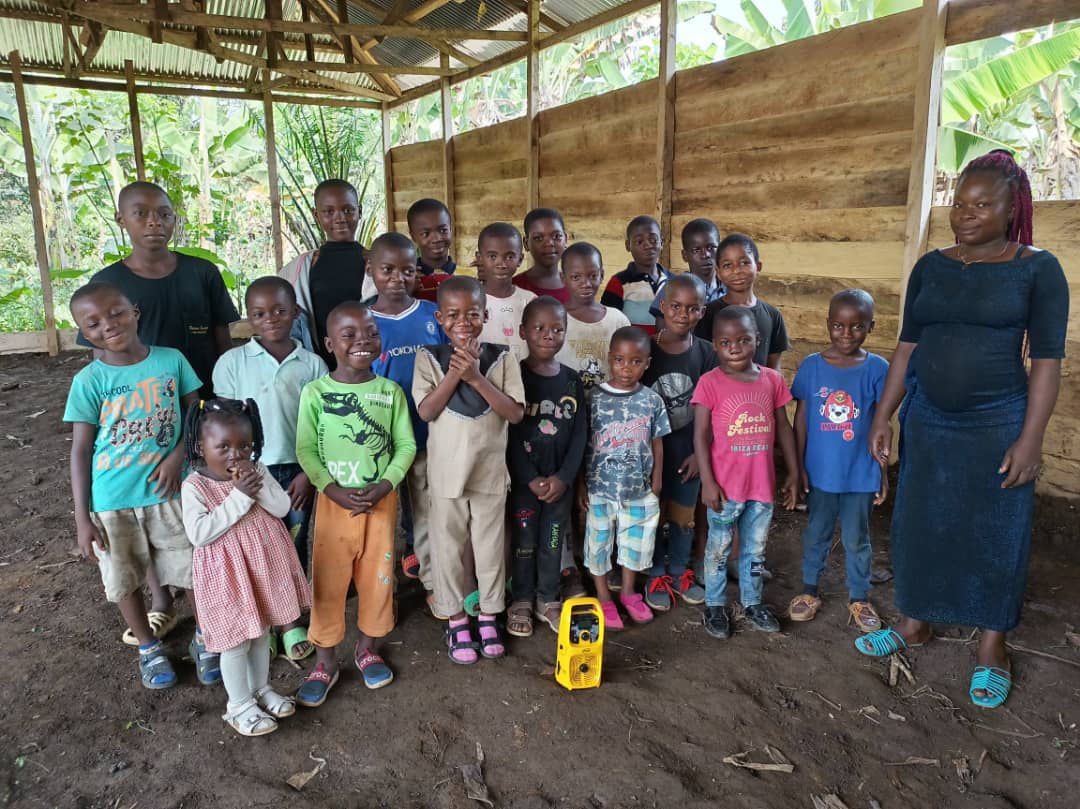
left=690, top=366, right=792, bottom=504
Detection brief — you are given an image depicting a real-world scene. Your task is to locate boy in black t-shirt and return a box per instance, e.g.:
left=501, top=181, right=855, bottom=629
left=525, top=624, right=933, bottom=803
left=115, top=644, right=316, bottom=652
left=81, top=182, right=239, bottom=396
left=506, top=296, right=587, bottom=637
left=643, top=274, right=717, bottom=612
left=79, top=181, right=239, bottom=642
left=693, top=233, right=789, bottom=371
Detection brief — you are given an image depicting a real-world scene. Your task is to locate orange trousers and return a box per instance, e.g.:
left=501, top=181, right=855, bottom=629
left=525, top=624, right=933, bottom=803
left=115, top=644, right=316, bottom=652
left=308, top=490, right=397, bottom=648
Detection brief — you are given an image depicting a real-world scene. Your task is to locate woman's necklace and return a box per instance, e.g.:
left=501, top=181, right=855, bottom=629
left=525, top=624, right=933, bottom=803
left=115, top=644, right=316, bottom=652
left=957, top=240, right=1011, bottom=266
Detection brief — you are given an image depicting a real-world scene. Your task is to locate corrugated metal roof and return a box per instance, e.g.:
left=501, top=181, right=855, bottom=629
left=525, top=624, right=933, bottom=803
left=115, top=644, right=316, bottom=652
left=0, top=0, right=644, bottom=99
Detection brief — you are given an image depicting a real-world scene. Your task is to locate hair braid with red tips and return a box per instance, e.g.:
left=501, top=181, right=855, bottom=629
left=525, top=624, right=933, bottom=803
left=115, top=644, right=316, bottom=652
left=959, top=149, right=1034, bottom=246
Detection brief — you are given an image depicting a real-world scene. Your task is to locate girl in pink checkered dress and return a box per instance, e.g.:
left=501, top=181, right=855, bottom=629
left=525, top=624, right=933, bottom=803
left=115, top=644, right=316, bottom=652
left=181, top=398, right=311, bottom=737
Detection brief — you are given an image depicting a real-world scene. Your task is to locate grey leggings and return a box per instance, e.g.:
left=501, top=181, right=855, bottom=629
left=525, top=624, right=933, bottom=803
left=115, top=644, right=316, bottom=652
left=219, top=630, right=271, bottom=708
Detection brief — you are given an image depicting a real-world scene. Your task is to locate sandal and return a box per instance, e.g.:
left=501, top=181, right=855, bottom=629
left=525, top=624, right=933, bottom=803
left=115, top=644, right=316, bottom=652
left=506, top=602, right=533, bottom=638
left=281, top=626, right=314, bottom=661
left=188, top=632, right=222, bottom=686
left=847, top=601, right=882, bottom=633
left=477, top=614, right=505, bottom=659
left=268, top=631, right=280, bottom=659
left=295, top=663, right=339, bottom=708
left=447, top=618, right=479, bottom=665
left=138, top=641, right=177, bottom=690
left=534, top=600, right=562, bottom=634
left=788, top=594, right=822, bottom=622
left=969, top=664, right=1012, bottom=709
left=401, top=552, right=420, bottom=580
left=223, top=698, right=278, bottom=737
left=354, top=645, right=394, bottom=689
left=122, top=611, right=178, bottom=646
left=853, top=627, right=918, bottom=657
left=254, top=685, right=296, bottom=718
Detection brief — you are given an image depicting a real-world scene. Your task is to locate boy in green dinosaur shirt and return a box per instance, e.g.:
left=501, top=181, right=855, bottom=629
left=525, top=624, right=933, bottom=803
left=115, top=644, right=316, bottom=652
left=294, top=302, right=416, bottom=708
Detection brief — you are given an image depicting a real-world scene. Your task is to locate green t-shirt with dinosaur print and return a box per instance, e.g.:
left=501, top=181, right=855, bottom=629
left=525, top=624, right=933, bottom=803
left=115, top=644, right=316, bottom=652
left=296, top=375, right=417, bottom=492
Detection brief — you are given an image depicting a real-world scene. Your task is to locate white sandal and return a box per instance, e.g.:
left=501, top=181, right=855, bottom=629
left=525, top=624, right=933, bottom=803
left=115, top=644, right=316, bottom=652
left=222, top=699, right=278, bottom=737
left=254, top=685, right=296, bottom=719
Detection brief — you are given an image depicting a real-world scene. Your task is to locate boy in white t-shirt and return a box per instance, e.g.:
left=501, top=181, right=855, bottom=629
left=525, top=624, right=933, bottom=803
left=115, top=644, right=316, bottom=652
left=477, top=222, right=535, bottom=361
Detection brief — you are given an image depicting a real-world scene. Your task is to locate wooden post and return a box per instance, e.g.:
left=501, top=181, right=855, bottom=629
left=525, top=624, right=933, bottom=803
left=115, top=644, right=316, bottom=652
left=9, top=51, right=58, bottom=356
left=439, top=51, right=455, bottom=225
left=262, top=91, right=284, bottom=275
left=655, top=0, right=676, bottom=269
left=381, top=101, right=394, bottom=232
left=899, top=0, right=949, bottom=331
left=526, top=0, right=540, bottom=211
left=125, top=60, right=146, bottom=181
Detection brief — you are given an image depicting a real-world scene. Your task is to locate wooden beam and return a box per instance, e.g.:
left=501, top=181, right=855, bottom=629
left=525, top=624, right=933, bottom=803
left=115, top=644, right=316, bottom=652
left=73, top=20, right=103, bottom=79
left=945, top=0, right=1080, bottom=45
left=124, top=60, right=145, bottom=181
left=439, top=51, right=454, bottom=222
left=263, top=92, right=284, bottom=275
left=300, top=0, right=316, bottom=61
left=503, top=0, right=568, bottom=32
left=266, top=59, right=455, bottom=76
left=0, top=70, right=383, bottom=108
left=337, top=0, right=354, bottom=62
left=381, top=102, right=395, bottom=231
left=899, top=0, right=949, bottom=333
left=389, top=0, right=659, bottom=109
left=403, top=1, right=455, bottom=24
left=655, top=0, right=676, bottom=269
left=526, top=0, right=540, bottom=211
left=265, top=0, right=284, bottom=68
left=8, top=51, right=58, bottom=356
left=305, top=0, right=401, bottom=97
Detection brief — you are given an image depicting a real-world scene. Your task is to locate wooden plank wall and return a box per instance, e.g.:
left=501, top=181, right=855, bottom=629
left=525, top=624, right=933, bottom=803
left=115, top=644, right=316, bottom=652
left=452, top=117, right=528, bottom=262
left=538, top=80, right=658, bottom=268
left=672, top=9, right=921, bottom=377
left=929, top=200, right=1080, bottom=498
left=388, top=140, right=443, bottom=235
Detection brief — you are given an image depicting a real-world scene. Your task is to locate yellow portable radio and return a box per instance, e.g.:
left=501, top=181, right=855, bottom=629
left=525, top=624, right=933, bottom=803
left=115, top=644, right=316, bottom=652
left=555, top=597, right=604, bottom=691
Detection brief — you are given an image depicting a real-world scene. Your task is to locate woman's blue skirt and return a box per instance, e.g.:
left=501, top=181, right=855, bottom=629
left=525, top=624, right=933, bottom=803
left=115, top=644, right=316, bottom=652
left=892, top=385, right=1034, bottom=632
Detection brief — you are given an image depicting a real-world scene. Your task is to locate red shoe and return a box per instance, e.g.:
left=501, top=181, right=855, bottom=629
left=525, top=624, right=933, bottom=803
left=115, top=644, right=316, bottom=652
left=401, top=552, right=420, bottom=580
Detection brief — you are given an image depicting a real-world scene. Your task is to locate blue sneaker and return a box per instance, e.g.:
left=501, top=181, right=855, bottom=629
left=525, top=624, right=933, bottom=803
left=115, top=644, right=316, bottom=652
left=354, top=645, right=393, bottom=690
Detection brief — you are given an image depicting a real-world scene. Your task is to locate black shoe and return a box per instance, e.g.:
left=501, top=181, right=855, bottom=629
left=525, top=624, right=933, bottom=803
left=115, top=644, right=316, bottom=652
left=744, top=604, right=780, bottom=633
left=703, top=606, right=730, bottom=639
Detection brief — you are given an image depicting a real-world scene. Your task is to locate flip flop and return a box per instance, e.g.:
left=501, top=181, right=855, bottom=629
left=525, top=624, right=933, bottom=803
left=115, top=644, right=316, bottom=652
left=970, top=665, right=1012, bottom=709
left=122, top=611, right=178, bottom=646
left=281, top=626, right=314, bottom=661
left=854, top=627, right=912, bottom=657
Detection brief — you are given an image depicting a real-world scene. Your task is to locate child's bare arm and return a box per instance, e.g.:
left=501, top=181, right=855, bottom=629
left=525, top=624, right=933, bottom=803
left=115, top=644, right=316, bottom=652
left=650, top=437, right=664, bottom=496
left=70, top=422, right=105, bottom=560
left=793, top=399, right=809, bottom=495
left=694, top=404, right=723, bottom=511
left=149, top=391, right=200, bottom=497
left=774, top=406, right=799, bottom=510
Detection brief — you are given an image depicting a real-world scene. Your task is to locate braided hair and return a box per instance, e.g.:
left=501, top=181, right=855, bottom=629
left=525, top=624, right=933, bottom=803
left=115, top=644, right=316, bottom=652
left=183, top=397, right=265, bottom=467
left=958, top=149, right=1034, bottom=246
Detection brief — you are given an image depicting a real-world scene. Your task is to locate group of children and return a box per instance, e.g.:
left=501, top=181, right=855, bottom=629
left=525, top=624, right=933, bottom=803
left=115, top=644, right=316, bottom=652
left=65, top=179, right=890, bottom=737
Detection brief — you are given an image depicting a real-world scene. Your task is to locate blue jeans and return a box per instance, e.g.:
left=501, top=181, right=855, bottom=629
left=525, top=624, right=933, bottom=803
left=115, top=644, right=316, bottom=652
left=801, top=488, right=874, bottom=601
left=705, top=500, right=773, bottom=608
left=267, top=463, right=312, bottom=573
left=650, top=471, right=699, bottom=579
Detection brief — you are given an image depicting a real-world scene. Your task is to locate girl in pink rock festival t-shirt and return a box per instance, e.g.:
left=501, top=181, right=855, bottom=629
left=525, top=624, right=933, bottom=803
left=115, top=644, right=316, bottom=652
left=691, top=306, right=798, bottom=640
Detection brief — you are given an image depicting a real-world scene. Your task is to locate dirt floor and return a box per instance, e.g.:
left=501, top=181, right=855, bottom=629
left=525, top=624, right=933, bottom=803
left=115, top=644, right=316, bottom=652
left=1, top=351, right=1078, bottom=809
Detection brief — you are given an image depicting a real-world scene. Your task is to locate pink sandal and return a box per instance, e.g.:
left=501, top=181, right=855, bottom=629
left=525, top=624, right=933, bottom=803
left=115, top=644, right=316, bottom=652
left=620, top=593, right=654, bottom=625
left=446, top=618, right=479, bottom=665
left=600, top=600, right=624, bottom=632
left=477, top=614, right=505, bottom=659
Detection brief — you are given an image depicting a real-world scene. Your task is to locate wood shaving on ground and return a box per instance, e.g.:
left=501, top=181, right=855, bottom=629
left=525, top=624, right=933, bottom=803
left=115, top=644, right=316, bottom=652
left=1065, top=625, right=1080, bottom=650
left=722, top=745, right=794, bottom=773
left=885, top=756, right=939, bottom=767
left=952, top=755, right=976, bottom=792
left=888, top=652, right=915, bottom=687
left=460, top=741, right=493, bottom=807
left=858, top=705, right=882, bottom=725
left=286, top=751, right=327, bottom=791
left=811, top=795, right=851, bottom=809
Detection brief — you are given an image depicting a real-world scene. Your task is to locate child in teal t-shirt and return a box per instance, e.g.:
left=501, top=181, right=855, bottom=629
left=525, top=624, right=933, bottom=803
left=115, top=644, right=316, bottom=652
left=64, top=281, right=207, bottom=691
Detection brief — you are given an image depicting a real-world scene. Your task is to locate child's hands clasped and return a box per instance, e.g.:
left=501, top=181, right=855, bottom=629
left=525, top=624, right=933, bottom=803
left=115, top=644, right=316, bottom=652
left=324, top=480, right=393, bottom=516
left=448, top=340, right=482, bottom=383
left=231, top=461, right=263, bottom=498
left=529, top=475, right=567, bottom=504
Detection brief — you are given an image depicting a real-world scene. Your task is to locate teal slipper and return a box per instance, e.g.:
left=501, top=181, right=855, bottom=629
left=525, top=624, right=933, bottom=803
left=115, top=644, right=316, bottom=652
left=854, top=628, right=909, bottom=657
left=463, top=590, right=480, bottom=617
left=969, top=665, right=1011, bottom=709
